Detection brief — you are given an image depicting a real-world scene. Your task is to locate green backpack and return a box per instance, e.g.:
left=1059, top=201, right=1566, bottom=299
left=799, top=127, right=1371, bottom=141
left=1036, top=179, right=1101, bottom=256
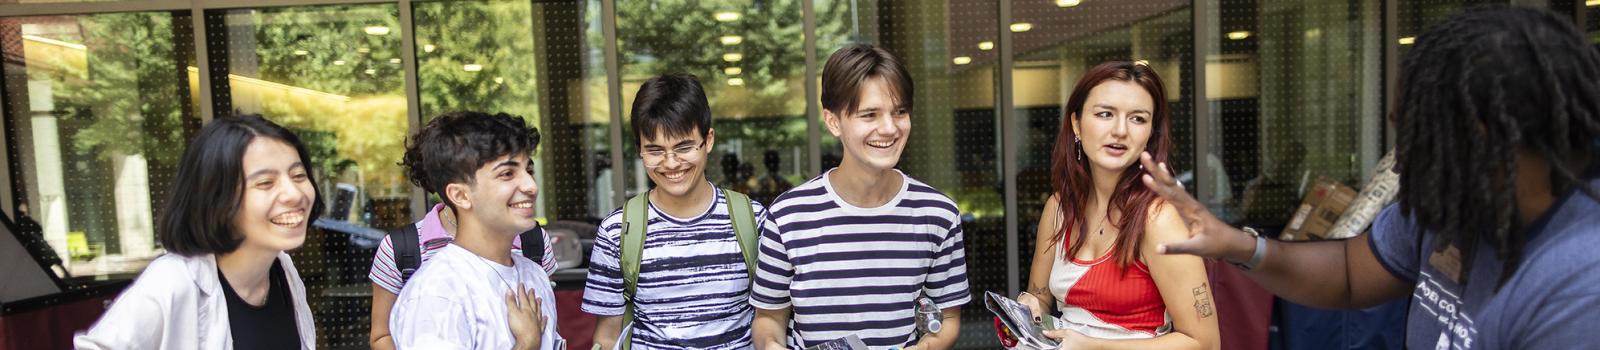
left=614, top=190, right=759, bottom=350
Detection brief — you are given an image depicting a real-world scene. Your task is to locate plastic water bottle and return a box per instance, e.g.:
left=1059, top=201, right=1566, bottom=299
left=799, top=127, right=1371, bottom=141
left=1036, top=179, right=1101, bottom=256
left=915, top=297, right=942, bottom=334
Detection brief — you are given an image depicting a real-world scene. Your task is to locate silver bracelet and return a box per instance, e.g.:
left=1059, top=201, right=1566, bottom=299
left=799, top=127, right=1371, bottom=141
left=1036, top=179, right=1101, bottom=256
left=1233, top=227, right=1267, bottom=271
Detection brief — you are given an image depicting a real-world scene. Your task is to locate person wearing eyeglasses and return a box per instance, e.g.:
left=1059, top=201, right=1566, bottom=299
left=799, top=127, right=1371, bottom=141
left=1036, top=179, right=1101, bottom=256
left=582, top=74, right=768, bottom=350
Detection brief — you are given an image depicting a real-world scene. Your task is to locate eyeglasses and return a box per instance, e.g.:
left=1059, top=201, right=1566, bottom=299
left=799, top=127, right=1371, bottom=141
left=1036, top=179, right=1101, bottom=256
left=640, top=140, right=706, bottom=168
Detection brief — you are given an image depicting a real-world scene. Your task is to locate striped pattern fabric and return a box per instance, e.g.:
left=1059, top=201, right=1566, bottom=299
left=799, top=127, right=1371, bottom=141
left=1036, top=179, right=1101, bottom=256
left=750, top=169, right=971, bottom=350
left=582, top=186, right=767, bottom=350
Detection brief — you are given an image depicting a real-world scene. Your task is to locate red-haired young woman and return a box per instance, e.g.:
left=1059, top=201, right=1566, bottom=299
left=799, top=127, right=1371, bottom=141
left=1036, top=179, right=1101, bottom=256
left=1015, top=61, right=1219, bottom=350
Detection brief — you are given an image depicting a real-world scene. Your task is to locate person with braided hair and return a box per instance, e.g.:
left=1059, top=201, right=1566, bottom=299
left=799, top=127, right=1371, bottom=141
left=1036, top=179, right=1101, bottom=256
left=1134, top=5, right=1600, bottom=349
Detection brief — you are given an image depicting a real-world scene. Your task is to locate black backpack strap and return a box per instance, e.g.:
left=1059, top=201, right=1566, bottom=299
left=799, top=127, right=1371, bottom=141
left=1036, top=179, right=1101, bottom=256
left=520, top=222, right=545, bottom=265
left=390, top=223, right=421, bottom=284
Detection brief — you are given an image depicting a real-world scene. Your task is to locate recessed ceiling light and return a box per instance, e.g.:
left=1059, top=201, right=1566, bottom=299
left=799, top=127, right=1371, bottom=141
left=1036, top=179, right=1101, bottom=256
left=1056, top=0, right=1082, bottom=7
left=714, top=11, right=740, bottom=22
left=723, top=53, right=743, bottom=62
left=727, top=78, right=745, bottom=86
left=364, top=26, right=390, bottom=36
left=1227, top=31, right=1250, bottom=40
left=720, top=35, right=743, bottom=45
left=333, top=60, right=346, bottom=66
left=725, top=67, right=743, bottom=75
left=1010, top=22, right=1033, bottom=33
left=978, top=41, right=994, bottom=51
left=1398, top=37, right=1416, bottom=45
left=463, top=64, right=483, bottom=72
left=953, top=56, right=972, bottom=65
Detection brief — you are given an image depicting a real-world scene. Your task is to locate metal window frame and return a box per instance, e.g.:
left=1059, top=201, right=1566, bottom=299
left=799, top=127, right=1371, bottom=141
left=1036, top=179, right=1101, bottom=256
left=601, top=0, right=625, bottom=207
left=805, top=0, right=821, bottom=177
left=998, top=0, right=1018, bottom=296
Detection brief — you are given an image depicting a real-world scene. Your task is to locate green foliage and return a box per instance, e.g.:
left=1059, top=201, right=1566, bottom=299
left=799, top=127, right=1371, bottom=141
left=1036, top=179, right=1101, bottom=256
left=46, top=13, right=190, bottom=165
left=413, top=0, right=542, bottom=120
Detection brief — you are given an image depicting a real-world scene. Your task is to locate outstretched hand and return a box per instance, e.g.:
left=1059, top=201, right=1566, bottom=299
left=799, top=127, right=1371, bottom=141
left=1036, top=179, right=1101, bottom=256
left=1139, top=152, right=1255, bottom=263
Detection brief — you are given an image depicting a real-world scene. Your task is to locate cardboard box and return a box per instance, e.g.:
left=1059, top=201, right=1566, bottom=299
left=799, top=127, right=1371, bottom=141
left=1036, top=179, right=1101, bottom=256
left=1282, top=176, right=1358, bottom=241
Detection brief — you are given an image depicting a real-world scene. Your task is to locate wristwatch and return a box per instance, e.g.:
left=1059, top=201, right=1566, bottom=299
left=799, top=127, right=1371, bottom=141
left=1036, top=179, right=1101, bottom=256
left=1233, top=227, right=1267, bottom=271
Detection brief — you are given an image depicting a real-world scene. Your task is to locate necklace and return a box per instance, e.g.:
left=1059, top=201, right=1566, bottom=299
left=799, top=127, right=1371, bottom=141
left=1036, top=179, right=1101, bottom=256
left=442, top=209, right=459, bottom=236
left=1094, top=215, right=1112, bottom=235
left=461, top=244, right=520, bottom=291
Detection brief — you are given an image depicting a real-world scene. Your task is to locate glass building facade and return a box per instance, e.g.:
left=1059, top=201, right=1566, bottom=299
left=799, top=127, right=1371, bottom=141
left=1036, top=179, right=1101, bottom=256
left=2, top=0, right=1582, bottom=348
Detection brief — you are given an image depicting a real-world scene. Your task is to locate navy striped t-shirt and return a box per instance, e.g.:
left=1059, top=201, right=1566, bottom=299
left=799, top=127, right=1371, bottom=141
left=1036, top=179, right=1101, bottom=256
left=582, top=185, right=767, bottom=350
left=750, top=169, right=971, bottom=349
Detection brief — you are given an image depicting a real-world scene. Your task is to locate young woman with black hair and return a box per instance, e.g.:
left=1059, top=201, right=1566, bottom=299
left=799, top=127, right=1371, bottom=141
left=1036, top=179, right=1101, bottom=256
left=75, top=115, right=322, bottom=349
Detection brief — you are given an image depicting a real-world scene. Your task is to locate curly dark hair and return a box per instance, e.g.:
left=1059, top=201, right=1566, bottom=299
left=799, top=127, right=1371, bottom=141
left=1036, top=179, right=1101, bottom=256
left=400, top=111, right=541, bottom=210
left=1395, top=5, right=1600, bottom=287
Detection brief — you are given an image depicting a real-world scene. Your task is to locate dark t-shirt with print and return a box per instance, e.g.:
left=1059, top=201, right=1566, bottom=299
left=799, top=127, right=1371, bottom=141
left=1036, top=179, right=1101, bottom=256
left=1369, top=176, right=1600, bottom=349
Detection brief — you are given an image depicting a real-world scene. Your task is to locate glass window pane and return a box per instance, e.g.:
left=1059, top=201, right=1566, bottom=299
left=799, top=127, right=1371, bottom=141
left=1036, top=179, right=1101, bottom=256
left=1206, top=0, right=1383, bottom=229
left=1, top=11, right=198, bottom=281
left=414, top=0, right=614, bottom=224
left=209, top=5, right=409, bottom=225
left=1584, top=2, right=1598, bottom=43
left=616, top=0, right=811, bottom=205
left=816, top=1, right=1004, bottom=347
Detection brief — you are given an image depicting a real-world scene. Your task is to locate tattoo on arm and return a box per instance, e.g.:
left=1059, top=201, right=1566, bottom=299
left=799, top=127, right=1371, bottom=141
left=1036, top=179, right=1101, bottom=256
left=1192, top=283, right=1214, bottom=318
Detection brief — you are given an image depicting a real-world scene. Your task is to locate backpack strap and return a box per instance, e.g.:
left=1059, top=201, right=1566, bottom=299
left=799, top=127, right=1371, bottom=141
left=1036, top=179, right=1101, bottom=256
left=390, top=223, right=422, bottom=285
left=618, top=195, right=650, bottom=350
left=723, top=190, right=760, bottom=282
left=519, top=222, right=545, bottom=266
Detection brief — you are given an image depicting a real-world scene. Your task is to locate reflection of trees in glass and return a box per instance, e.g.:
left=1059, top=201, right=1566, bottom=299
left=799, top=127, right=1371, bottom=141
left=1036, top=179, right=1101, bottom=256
left=249, top=6, right=402, bottom=96
left=413, top=0, right=540, bottom=120
left=49, top=13, right=189, bottom=169
left=225, top=6, right=410, bottom=197
left=616, top=0, right=847, bottom=114
left=26, top=13, right=193, bottom=256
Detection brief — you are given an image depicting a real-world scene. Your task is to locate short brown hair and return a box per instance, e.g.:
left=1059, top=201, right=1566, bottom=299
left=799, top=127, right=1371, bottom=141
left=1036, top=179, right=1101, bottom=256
left=820, top=43, right=913, bottom=116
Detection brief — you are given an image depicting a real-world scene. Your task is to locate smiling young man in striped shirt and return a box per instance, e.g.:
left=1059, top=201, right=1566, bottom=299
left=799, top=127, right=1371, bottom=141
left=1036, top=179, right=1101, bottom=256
left=751, top=43, right=971, bottom=350
left=582, top=74, right=768, bottom=350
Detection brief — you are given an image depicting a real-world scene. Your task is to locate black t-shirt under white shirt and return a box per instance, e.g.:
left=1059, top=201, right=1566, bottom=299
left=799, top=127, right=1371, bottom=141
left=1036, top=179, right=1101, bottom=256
left=219, top=258, right=300, bottom=350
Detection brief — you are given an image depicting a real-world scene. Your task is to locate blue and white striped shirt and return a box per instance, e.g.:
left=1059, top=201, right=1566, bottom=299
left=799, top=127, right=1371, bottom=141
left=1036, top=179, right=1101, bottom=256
left=582, top=185, right=767, bottom=350
left=751, top=169, right=971, bottom=349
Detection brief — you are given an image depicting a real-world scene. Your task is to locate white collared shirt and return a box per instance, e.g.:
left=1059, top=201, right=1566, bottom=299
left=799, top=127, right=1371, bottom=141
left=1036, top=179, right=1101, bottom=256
left=73, top=252, right=317, bottom=349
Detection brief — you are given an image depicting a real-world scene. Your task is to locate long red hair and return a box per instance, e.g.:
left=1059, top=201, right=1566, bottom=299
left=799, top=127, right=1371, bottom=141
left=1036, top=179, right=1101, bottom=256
left=1050, top=61, right=1172, bottom=269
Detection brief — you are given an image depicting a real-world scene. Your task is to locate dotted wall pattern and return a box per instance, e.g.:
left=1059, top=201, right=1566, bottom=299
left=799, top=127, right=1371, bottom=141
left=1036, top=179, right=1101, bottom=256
left=615, top=0, right=811, bottom=206
left=0, top=11, right=200, bottom=285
